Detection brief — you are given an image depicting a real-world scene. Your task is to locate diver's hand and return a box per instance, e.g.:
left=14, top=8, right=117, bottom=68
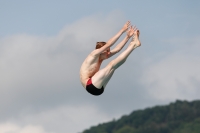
left=122, top=21, right=131, bottom=33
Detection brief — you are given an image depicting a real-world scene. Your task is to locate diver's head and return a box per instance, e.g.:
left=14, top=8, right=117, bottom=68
left=96, top=42, right=110, bottom=60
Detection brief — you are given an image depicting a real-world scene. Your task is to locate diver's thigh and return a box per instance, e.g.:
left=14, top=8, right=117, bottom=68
left=92, top=65, right=114, bottom=88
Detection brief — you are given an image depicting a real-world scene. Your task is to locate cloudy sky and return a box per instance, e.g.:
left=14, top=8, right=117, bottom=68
left=0, top=0, right=200, bottom=133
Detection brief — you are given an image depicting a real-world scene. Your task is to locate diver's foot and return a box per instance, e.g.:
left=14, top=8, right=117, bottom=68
left=130, top=30, right=141, bottom=48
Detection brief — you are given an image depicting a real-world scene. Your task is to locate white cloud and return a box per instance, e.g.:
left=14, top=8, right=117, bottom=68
left=141, top=37, right=200, bottom=101
left=16, top=104, right=114, bottom=133
left=0, top=122, right=53, bottom=133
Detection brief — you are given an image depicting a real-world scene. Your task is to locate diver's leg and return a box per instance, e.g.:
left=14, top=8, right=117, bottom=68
left=92, top=30, right=141, bottom=89
left=91, top=46, right=133, bottom=89
left=91, top=64, right=115, bottom=89
left=111, top=30, right=141, bottom=69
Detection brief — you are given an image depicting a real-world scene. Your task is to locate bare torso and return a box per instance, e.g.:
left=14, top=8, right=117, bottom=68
left=80, top=52, right=102, bottom=88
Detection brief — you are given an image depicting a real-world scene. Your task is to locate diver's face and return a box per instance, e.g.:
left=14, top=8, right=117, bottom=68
left=103, top=48, right=110, bottom=54
left=100, top=48, right=110, bottom=60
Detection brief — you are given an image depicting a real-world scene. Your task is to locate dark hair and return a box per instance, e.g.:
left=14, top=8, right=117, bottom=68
left=96, top=42, right=106, bottom=49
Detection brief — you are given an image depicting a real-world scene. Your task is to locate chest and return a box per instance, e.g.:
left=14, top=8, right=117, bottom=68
left=81, top=56, right=102, bottom=74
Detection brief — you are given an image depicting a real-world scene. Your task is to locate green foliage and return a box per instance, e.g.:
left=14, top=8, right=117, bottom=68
left=172, top=118, right=200, bottom=133
left=82, top=100, right=200, bottom=133
left=113, top=126, right=136, bottom=133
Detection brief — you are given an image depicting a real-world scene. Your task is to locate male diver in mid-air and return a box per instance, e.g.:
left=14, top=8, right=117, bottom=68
left=80, top=21, right=141, bottom=96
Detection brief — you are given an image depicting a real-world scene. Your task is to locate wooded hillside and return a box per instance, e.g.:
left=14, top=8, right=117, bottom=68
left=82, top=100, right=200, bottom=133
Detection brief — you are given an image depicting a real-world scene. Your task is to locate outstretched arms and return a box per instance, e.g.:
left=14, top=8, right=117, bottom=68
left=108, top=25, right=137, bottom=58
left=106, top=21, right=131, bottom=47
left=92, top=21, right=131, bottom=55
